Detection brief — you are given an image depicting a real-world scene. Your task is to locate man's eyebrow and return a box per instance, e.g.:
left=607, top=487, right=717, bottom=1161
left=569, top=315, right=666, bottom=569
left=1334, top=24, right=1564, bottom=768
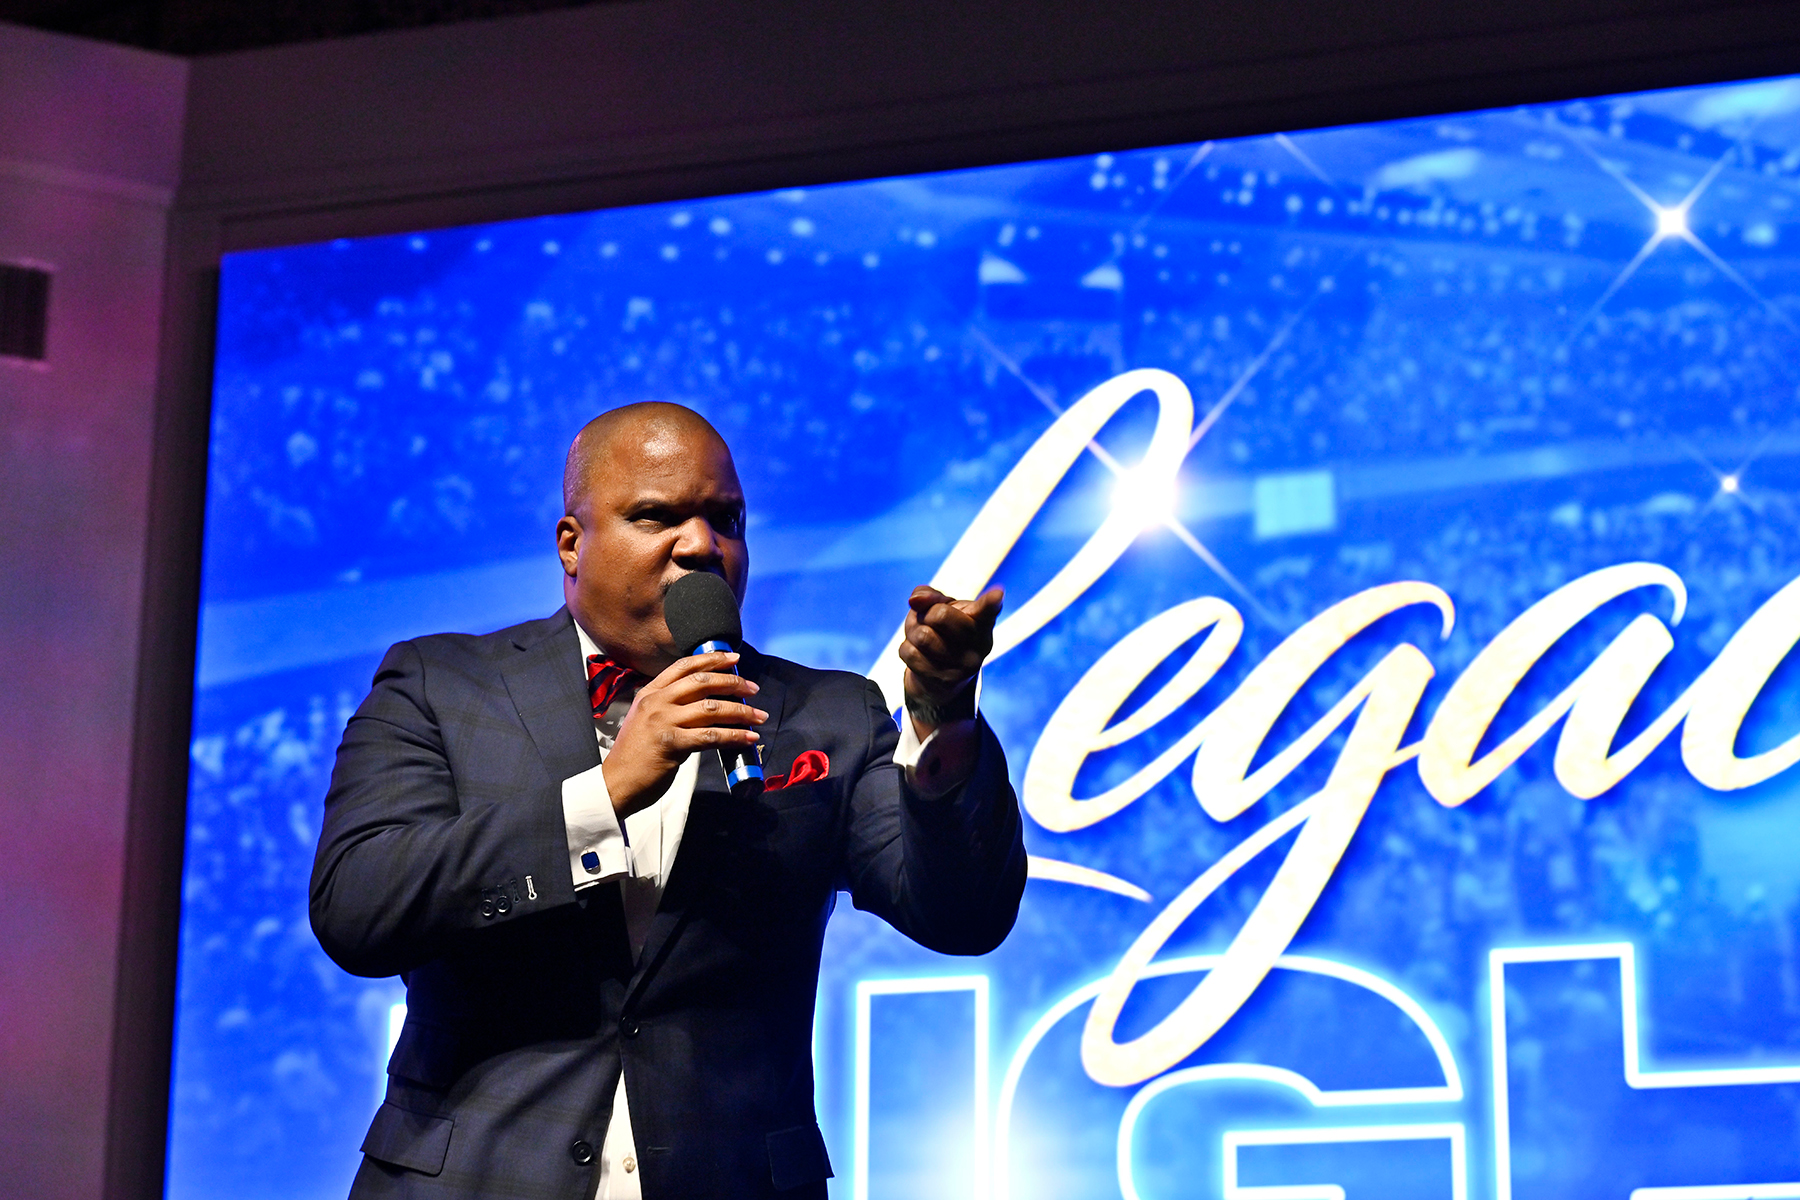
left=623, top=494, right=743, bottom=513
left=622, top=488, right=685, bottom=505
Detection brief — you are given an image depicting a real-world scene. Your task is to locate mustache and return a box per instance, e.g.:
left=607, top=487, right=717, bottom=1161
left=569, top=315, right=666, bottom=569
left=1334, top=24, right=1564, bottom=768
left=660, top=567, right=726, bottom=598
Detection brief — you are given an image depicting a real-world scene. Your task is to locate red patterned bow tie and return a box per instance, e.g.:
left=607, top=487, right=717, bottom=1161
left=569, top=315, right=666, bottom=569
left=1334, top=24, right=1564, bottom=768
left=586, top=655, right=642, bottom=716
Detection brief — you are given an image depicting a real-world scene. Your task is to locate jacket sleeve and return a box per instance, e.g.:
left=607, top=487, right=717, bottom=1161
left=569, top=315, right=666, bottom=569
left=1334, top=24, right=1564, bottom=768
left=840, top=679, right=1028, bottom=956
left=309, top=640, right=578, bottom=978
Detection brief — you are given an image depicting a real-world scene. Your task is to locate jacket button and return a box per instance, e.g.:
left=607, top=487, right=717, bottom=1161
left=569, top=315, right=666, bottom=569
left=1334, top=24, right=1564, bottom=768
left=478, top=897, right=496, bottom=919
left=620, top=1018, right=641, bottom=1038
left=495, top=893, right=511, bottom=915
left=570, top=1139, right=594, bottom=1165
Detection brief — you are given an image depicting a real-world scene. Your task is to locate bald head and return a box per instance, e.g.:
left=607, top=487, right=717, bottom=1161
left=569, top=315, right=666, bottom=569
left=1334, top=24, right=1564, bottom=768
left=555, top=402, right=748, bottom=671
left=563, top=402, right=730, bottom=519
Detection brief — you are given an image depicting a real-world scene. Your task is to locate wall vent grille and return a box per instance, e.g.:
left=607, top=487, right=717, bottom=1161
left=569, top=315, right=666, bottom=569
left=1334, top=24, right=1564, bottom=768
left=0, top=264, right=51, bottom=361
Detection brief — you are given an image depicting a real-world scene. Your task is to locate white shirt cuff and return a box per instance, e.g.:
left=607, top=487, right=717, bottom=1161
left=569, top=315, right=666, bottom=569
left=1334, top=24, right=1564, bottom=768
left=894, top=699, right=980, bottom=799
left=562, top=762, right=631, bottom=890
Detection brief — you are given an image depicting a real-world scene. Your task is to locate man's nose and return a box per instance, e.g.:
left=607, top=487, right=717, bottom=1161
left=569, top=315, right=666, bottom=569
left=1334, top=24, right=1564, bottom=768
left=672, top=516, right=723, bottom=565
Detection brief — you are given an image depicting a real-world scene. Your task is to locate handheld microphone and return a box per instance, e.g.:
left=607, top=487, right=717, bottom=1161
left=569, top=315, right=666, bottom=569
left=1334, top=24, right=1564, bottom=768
left=663, top=571, right=764, bottom=799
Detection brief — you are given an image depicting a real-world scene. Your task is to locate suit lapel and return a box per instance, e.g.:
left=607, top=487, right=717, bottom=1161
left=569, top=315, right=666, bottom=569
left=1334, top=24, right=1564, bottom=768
left=627, top=647, right=787, bottom=1002
left=499, top=608, right=602, bottom=786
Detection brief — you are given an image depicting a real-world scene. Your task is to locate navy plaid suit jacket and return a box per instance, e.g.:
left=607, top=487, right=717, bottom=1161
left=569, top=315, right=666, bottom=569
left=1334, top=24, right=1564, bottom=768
left=310, top=607, right=1026, bottom=1199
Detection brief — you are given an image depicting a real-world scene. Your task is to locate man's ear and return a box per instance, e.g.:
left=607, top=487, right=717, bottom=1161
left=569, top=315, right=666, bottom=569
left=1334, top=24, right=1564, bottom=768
left=555, top=514, right=582, bottom=578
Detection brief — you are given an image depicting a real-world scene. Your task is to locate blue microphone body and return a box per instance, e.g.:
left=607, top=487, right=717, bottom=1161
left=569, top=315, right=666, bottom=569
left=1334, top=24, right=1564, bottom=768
left=692, top=636, right=764, bottom=796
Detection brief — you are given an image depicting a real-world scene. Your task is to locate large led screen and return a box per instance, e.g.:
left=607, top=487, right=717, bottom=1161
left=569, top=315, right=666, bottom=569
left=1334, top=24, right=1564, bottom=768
left=174, top=74, right=1800, bottom=1200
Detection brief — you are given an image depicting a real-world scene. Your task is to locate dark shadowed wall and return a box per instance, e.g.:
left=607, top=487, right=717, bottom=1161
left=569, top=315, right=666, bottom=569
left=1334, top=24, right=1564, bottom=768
left=0, top=21, right=187, bottom=1200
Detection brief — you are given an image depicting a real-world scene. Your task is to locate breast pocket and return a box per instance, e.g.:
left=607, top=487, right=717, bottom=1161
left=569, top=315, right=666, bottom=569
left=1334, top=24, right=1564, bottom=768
left=697, top=784, right=838, bottom=913
left=755, top=784, right=836, bottom=861
left=759, top=781, right=831, bottom=812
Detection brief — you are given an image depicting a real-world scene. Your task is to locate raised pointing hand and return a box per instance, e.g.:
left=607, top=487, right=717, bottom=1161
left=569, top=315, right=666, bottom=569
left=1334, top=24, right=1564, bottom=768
left=899, top=585, right=1004, bottom=721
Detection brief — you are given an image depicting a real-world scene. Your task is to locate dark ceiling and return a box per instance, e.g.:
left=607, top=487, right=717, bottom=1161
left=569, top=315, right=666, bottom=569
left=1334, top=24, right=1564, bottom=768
left=0, top=0, right=633, bottom=55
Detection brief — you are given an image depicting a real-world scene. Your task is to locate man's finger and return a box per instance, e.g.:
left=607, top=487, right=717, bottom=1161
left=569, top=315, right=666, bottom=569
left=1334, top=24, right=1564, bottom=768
left=660, top=670, right=760, bottom=703
left=903, top=624, right=981, bottom=670
left=954, top=585, right=1005, bottom=628
left=648, top=650, right=741, bottom=689
left=898, top=639, right=965, bottom=681
left=667, top=726, right=763, bottom=749
left=905, top=621, right=953, bottom=661
left=917, top=601, right=976, bottom=637
left=909, top=585, right=948, bottom=615
left=669, top=698, right=769, bottom=727
left=908, top=583, right=1004, bottom=626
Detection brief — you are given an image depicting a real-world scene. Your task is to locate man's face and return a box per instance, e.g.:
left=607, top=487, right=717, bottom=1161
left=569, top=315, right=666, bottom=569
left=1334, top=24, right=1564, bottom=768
left=557, top=419, right=748, bottom=675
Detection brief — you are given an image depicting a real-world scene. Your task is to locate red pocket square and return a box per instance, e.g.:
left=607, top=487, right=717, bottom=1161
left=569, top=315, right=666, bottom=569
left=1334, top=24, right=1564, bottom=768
left=764, top=749, right=829, bottom=791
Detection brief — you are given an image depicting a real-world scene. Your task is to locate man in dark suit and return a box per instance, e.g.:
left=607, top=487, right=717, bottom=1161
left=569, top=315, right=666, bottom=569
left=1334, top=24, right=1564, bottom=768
left=310, top=402, right=1026, bottom=1199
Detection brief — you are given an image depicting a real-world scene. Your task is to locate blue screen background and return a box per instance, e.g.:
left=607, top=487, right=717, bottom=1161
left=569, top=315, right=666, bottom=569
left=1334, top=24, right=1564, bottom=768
left=173, top=74, right=1800, bottom=1199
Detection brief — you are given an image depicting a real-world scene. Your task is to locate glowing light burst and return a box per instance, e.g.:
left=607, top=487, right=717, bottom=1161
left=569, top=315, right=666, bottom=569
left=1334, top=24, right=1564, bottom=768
left=1112, top=468, right=1180, bottom=532
left=1677, top=434, right=1767, bottom=507
left=1557, top=119, right=1800, bottom=352
left=1653, top=203, right=1691, bottom=241
left=966, top=157, right=1358, bottom=636
left=965, top=326, right=1281, bottom=629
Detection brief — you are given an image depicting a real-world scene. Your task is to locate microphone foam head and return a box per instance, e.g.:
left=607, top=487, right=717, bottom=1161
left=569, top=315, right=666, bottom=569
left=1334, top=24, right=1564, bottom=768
left=663, top=570, right=743, bottom=653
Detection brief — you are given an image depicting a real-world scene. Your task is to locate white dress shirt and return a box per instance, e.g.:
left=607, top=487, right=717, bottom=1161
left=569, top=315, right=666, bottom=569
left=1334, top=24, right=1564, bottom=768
left=560, top=621, right=978, bottom=1199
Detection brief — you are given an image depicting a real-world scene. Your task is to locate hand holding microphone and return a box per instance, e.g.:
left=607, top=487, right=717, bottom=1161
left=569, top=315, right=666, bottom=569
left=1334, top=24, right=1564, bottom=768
left=600, top=571, right=767, bottom=819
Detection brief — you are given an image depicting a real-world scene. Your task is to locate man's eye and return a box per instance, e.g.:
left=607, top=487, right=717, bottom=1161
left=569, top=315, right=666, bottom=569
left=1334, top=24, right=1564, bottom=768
left=713, top=509, right=746, bottom=539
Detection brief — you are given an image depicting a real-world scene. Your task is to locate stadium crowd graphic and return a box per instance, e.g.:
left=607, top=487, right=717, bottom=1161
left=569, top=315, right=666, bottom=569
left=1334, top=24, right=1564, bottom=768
left=173, top=77, right=1800, bottom=1199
